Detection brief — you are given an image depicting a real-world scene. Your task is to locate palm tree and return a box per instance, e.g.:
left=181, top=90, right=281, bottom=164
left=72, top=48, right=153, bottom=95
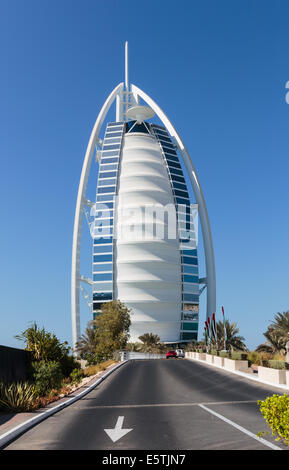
left=125, top=342, right=143, bottom=352
left=138, top=333, right=165, bottom=353
left=256, top=312, right=289, bottom=354
left=270, top=311, right=289, bottom=344
left=215, top=319, right=247, bottom=351
left=256, top=326, right=286, bottom=354
left=75, top=320, right=98, bottom=359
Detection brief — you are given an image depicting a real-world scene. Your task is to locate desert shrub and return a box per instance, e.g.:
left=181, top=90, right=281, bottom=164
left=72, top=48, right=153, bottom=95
left=258, top=394, right=289, bottom=445
left=219, top=351, right=230, bottom=358
left=70, top=368, right=84, bottom=384
left=0, top=382, right=38, bottom=412
left=83, top=360, right=115, bottom=377
left=247, top=351, right=273, bottom=366
left=32, top=361, right=63, bottom=396
left=247, top=351, right=260, bottom=366
left=268, top=360, right=289, bottom=370
left=273, top=353, right=286, bottom=361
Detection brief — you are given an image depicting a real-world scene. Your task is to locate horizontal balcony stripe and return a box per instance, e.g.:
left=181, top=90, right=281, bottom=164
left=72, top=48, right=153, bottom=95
left=93, top=254, right=113, bottom=263
left=98, top=178, right=116, bottom=186
left=99, top=172, right=117, bottom=178
left=105, top=132, right=123, bottom=138
left=103, top=137, right=122, bottom=142
left=92, top=292, right=113, bottom=301
left=157, top=135, right=171, bottom=143
left=164, top=154, right=179, bottom=163
left=170, top=171, right=185, bottom=180
left=93, top=273, right=113, bottom=281
left=102, top=145, right=121, bottom=151
left=101, top=150, right=121, bottom=156
left=95, top=201, right=114, bottom=209
left=100, top=157, right=119, bottom=164
left=99, top=164, right=118, bottom=171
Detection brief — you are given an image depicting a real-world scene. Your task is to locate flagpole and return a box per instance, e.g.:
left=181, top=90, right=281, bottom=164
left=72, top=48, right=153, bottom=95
left=222, top=306, right=226, bottom=351
left=212, top=312, right=218, bottom=351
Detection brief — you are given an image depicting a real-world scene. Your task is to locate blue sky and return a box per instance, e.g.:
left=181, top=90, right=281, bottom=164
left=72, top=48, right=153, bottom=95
left=0, top=0, right=289, bottom=351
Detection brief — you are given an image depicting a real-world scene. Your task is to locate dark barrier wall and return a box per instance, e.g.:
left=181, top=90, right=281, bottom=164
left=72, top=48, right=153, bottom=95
left=0, top=345, right=32, bottom=383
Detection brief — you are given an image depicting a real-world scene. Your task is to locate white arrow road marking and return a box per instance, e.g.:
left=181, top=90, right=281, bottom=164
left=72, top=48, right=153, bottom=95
left=104, top=416, right=133, bottom=443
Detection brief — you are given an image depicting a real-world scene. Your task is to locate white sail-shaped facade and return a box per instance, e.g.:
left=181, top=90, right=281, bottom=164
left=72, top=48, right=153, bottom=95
left=92, top=121, right=200, bottom=344
left=115, top=131, right=182, bottom=342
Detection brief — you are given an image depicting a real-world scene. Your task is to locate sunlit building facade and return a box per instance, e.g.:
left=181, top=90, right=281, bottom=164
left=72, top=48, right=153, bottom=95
left=71, top=44, right=216, bottom=349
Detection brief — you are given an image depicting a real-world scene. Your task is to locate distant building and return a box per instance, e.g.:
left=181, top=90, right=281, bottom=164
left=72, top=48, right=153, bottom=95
left=71, top=44, right=216, bottom=349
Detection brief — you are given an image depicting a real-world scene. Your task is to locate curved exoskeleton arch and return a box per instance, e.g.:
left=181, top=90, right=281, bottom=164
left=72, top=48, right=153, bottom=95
left=71, top=79, right=216, bottom=351
left=131, top=84, right=216, bottom=322
left=71, top=83, right=124, bottom=349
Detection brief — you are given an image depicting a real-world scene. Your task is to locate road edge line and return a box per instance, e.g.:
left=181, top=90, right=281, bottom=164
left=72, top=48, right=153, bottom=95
left=198, top=403, right=282, bottom=450
left=0, top=360, right=128, bottom=449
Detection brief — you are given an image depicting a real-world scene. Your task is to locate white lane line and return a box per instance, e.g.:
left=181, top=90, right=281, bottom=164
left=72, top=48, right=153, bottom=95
left=80, top=400, right=257, bottom=409
left=198, top=404, right=281, bottom=450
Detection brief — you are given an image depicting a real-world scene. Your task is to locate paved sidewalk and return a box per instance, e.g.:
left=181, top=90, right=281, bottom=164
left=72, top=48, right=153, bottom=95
left=0, top=362, right=118, bottom=438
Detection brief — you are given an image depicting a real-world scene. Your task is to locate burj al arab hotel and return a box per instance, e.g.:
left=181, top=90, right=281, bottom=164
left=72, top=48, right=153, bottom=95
left=71, top=43, right=216, bottom=349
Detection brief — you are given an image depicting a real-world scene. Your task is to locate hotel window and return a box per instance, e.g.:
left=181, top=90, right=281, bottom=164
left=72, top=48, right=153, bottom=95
left=97, top=186, right=116, bottom=194
left=93, top=292, right=113, bottom=301
left=105, top=132, right=123, bottom=138
left=170, top=172, right=186, bottom=182
left=93, top=254, right=113, bottom=263
left=92, top=263, right=113, bottom=272
left=167, top=160, right=181, bottom=169
left=100, top=157, right=119, bottom=164
left=96, top=194, right=115, bottom=202
left=95, top=202, right=114, bottom=210
left=182, top=256, right=198, bottom=265
left=181, top=322, right=198, bottom=331
left=165, top=154, right=179, bottom=163
left=93, top=235, right=113, bottom=244
left=183, top=265, right=198, bottom=275
left=183, top=293, right=199, bottom=302
left=98, top=178, right=116, bottom=187
left=101, top=150, right=120, bottom=157
left=93, top=273, right=113, bottom=282
left=100, top=164, right=118, bottom=172
left=99, top=171, right=117, bottom=179
left=93, top=244, right=113, bottom=254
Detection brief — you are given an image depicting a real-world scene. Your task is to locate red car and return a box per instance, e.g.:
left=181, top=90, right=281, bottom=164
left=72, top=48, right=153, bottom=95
left=166, top=350, right=177, bottom=359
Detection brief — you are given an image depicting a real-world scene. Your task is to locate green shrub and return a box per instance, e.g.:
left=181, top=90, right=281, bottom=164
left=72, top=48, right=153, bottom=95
left=70, top=368, right=84, bottom=384
left=247, top=351, right=259, bottom=366
left=230, top=351, right=248, bottom=360
left=59, top=355, right=81, bottom=377
left=32, top=361, right=63, bottom=396
left=268, top=360, right=289, bottom=370
left=0, top=382, right=38, bottom=412
left=257, top=394, right=289, bottom=445
left=219, top=351, right=230, bottom=358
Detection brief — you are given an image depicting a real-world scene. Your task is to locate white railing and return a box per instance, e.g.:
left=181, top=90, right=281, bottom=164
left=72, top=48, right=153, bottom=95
left=120, top=352, right=166, bottom=361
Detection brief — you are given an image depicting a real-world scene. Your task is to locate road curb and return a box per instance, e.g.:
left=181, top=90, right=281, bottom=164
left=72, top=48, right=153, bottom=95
left=0, top=360, right=128, bottom=449
left=186, top=357, right=289, bottom=391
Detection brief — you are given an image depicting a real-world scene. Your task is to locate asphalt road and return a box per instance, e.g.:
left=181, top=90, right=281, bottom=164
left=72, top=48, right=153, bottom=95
left=4, top=359, right=289, bottom=450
